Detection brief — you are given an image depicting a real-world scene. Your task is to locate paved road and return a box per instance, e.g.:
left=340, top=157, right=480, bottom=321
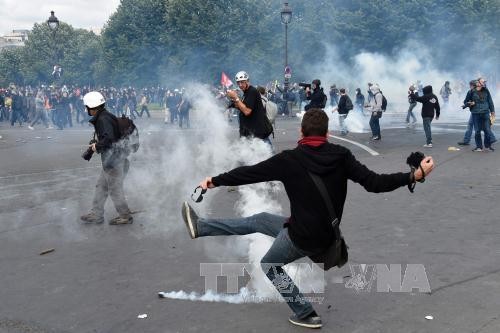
left=0, top=114, right=499, bottom=333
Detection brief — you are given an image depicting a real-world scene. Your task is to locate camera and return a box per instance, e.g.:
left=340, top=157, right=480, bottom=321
left=82, top=139, right=97, bottom=161
left=299, top=82, right=311, bottom=89
left=461, top=101, right=474, bottom=109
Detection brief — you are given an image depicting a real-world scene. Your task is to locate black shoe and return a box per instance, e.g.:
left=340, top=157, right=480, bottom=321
left=289, top=314, right=322, bottom=329
left=457, top=141, right=469, bottom=146
left=80, top=212, right=104, bottom=224
left=109, top=215, right=133, bottom=225
left=371, top=135, right=381, bottom=141
left=181, top=201, right=199, bottom=239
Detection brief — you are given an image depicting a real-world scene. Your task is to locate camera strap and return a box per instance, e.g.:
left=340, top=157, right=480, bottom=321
left=307, top=171, right=340, bottom=238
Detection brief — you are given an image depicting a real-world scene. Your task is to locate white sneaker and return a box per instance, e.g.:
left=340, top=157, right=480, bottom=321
left=423, top=143, right=433, bottom=148
left=28, top=125, right=34, bottom=130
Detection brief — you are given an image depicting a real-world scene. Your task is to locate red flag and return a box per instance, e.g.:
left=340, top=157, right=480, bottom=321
left=221, top=72, right=233, bottom=88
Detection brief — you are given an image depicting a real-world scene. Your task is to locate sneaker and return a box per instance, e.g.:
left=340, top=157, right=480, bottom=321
left=485, top=147, right=495, bottom=152
left=28, top=125, right=34, bottom=130
left=423, top=143, right=433, bottom=148
left=472, top=147, right=483, bottom=152
left=80, top=212, right=104, bottom=224
left=181, top=201, right=199, bottom=239
left=289, top=314, right=322, bottom=329
left=406, top=123, right=411, bottom=128
left=371, top=136, right=380, bottom=141
left=109, top=215, right=133, bottom=225
left=457, top=141, right=469, bottom=146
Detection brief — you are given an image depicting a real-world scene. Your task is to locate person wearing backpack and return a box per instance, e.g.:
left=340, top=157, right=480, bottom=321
left=336, top=88, right=353, bottom=135
left=80, top=91, right=134, bottom=225
left=304, top=79, right=327, bottom=111
left=257, top=86, right=278, bottom=128
left=366, top=84, right=384, bottom=140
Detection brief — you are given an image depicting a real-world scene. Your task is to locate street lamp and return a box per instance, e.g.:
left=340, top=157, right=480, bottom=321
left=281, top=1, right=292, bottom=114
left=47, top=11, right=61, bottom=82
left=47, top=11, right=59, bottom=31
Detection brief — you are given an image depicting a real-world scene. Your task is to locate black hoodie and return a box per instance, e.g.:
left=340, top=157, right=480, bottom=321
left=212, top=142, right=411, bottom=252
left=413, top=85, right=440, bottom=119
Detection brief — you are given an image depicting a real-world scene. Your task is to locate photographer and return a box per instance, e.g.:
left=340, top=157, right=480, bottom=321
left=80, top=91, right=133, bottom=225
left=304, top=79, right=327, bottom=111
left=226, top=71, right=273, bottom=146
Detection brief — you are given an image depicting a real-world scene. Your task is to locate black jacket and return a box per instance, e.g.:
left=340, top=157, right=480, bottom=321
left=212, top=142, right=411, bottom=252
left=337, top=95, right=352, bottom=114
left=413, top=85, right=440, bottom=118
left=305, top=88, right=326, bottom=111
left=89, top=109, right=123, bottom=169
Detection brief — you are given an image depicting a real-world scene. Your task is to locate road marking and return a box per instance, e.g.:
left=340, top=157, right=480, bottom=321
left=328, top=134, right=380, bottom=156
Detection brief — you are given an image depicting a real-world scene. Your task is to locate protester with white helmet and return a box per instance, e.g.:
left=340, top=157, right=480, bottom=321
left=80, top=91, right=134, bottom=225
left=226, top=71, right=273, bottom=145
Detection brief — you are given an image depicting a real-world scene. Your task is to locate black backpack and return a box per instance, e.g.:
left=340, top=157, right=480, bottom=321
left=345, top=96, right=353, bottom=111
left=320, top=90, right=328, bottom=109
left=375, top=92, right=388, bottom=111
left=116, top=115, right=140, bottom=154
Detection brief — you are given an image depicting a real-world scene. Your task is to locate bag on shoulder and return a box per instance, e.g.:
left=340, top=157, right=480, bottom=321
left=381, top=94, right=387, bottom=111
left=320, top=91, right=328, bottom=109
left=116, top=115, right=140, bottom=154
left=345, top=96, right=354, bottom=111
left=307, top=171, right=348, bottom=271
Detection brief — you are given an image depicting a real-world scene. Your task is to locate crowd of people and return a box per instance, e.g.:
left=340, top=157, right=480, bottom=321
left=0, top=85, right=192, bottom=130
left=1, top=75, right=496, bottom=152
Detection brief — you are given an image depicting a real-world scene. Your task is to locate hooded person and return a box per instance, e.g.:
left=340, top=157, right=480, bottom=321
left=366, top=84, right=383, bottom=140
left=412, top=85, right=440, bottom=147
left=181, top=109, right=435, bottom=329
left=355, top=88, right=365, bottom=113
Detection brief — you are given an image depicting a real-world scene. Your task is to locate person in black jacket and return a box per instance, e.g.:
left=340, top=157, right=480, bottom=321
left=336, top=88, right=353, bottom=135
left=412, top=85, right=440, bottom=148
left=80, top=91, right=133, bottom=225
left=304, top=79, right=327, bottom=111
left=181, top=109, right=434, bottom=329
left=227, top=71, right=273, bottom=145
left=354, top=88, right=365, bottom=114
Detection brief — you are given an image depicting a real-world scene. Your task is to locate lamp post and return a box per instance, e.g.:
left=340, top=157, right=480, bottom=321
left=47, top=11, right=60, bottom=82
left=47, top=11, right=59, bottom=31
left=281, top=1, right=292, bottom=114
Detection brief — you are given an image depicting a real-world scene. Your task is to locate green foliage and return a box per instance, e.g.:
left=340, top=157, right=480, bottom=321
left=0, top=0, right=498, bottom=86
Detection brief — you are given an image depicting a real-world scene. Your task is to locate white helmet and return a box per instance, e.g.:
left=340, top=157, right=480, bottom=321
left=235, top=71, right=249, bottom=82
left=83, top=91, right=105, bottom=108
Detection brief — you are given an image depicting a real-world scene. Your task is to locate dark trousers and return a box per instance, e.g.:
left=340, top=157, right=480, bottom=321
left=139, top=105, right=150, bottom=118
left=369, top=112, right=381, bottom=137
left=10, top=109, right=23, bottom=126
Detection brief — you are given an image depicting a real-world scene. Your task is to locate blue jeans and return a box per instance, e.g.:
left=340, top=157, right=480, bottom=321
left=463, top=115, right=473, bottom=143
left=406, top=103, right=417, bottom=123
left=472, top=113, right=496, bottom=148
left=422, top=117, right=433, bottom=144
left=198, top=212, right=316, bottom=319
left=369, top=112, right=381, bottom=137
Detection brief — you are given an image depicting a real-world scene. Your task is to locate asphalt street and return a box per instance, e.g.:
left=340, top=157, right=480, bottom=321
left=0, top=111, right=499, bottom=333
